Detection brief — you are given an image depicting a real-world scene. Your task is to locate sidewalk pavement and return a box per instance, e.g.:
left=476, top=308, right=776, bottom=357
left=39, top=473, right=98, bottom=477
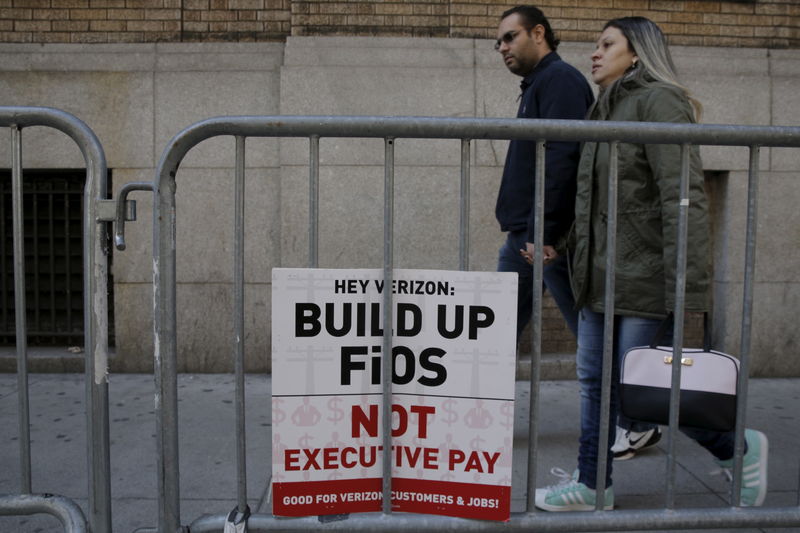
left=1, top=373, right=799, bottom=533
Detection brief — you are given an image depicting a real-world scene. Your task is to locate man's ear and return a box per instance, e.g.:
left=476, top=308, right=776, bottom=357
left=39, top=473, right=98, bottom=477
left=532, top=24, right=546, bottom=44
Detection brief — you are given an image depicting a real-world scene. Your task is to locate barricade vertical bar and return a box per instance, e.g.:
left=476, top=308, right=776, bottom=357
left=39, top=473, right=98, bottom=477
left=153, top=163, right=181, bottom=533
left=48, top=190, right=56, bottom=342
left=596, top=141, right=619, bottom=510
left=459, top=139, right=470, bottom=271
left=729, top=145, right=761, bottom=506
left=65, top=190, right=74, bottom=333
left=309, top=135, right=320, bottom=268
left=79, top=107, right=112, bottom=533
left=234, top=135, right=248, bottom=512
left=665, top=144, right=692, bottom=509
left=33, top=196, right=40, bottom=333
left=526, top=140, right=546, bottom=512
left=1, top=198, right=7, bottom=333
left=11, top=124, right=32, bottom=495
left=381, top=137, right=395, bottom=514
left=86, top=207, right=112, bottom=533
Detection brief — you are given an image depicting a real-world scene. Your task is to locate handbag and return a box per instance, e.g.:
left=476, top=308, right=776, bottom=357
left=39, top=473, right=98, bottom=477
left=619, top=314, right=739, bottom=433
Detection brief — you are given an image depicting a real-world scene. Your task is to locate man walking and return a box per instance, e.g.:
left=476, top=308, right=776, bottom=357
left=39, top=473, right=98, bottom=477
left=494, top=5, right=593, bottom=340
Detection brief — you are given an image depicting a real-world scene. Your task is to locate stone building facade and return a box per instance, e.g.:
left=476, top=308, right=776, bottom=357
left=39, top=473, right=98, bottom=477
left=1, top=1, right=799, bottom=375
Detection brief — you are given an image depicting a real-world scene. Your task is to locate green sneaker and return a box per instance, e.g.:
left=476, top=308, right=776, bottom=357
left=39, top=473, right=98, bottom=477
left=534, top=468, right=614, bottom=511
left=716, top=429, right=768, bottom=507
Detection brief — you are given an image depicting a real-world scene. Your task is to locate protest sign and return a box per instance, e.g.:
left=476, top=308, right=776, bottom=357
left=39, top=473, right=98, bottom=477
left=271, top=268, right=517, bottom=520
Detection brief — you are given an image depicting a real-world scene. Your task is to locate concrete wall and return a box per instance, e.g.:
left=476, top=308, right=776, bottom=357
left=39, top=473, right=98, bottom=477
left=1, top=39, right=798, bottom=375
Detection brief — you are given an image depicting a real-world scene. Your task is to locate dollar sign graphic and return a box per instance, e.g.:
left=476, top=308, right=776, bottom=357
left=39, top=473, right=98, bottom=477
left=272, top=398, right=286, bottom=425
left=500, top=402, right=513, bottom=430
left=470, top=434, right=485, bottom=451
left=442, top=398, right=458, bottom=426
left=298, top=433, right=312, bottom=448
left=328, top=396, right=344, bottom=422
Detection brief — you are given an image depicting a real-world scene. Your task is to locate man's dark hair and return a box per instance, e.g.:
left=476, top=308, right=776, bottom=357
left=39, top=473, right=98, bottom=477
left=501, top=5, right=560, bottom=51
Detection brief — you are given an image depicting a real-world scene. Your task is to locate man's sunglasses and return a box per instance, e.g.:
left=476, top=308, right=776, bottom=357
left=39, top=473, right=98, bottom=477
left=494, top=30, right=520, bottom=51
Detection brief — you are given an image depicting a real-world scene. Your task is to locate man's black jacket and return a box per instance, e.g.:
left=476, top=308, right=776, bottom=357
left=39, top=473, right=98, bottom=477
left=495, top=51, right=594, bottom=246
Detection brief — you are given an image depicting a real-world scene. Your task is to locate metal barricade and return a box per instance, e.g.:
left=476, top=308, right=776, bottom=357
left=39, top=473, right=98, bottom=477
left=152, top=116, right=800, bottom=532
left=0, top=107, right=114, bottom=532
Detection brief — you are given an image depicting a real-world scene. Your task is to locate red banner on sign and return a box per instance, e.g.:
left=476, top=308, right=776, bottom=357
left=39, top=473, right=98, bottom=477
left=273, top=477, right=511, bottom=521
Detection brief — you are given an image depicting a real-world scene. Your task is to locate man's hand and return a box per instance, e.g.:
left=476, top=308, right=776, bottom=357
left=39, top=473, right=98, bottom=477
left=520, top=243, right=558, bottom=265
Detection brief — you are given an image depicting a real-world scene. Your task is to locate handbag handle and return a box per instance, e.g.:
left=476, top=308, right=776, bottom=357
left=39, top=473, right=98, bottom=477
left=649, top=312, right=711, bottom=351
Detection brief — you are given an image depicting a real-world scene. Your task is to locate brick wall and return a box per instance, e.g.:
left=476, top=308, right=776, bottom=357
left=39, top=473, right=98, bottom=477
left=0, top=0, right=291, bottom=43
left=1, top=0, right=798, bottom=47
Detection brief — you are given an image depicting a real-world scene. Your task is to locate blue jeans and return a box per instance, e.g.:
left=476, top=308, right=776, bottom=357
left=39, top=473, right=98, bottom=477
left=498, top=231, right=650, bottom=435
left=576, top=308, right=737, bottom=489
left=497, top=230, right=578, bottom=340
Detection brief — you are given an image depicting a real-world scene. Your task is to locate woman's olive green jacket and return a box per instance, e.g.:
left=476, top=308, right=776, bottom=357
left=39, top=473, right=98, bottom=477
left=569, top=79, right=711, bottom=319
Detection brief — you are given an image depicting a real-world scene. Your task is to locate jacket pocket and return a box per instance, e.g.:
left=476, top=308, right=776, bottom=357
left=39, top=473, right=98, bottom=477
left=613, top=209, right=663, bottom=277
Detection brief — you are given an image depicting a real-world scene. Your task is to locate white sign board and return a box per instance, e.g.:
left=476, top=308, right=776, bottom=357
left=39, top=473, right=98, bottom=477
left=271, top=268, right=517, bottom=520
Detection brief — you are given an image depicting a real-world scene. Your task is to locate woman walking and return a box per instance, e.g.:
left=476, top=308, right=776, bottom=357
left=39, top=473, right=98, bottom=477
left=534, top=16, right=768, bottom=511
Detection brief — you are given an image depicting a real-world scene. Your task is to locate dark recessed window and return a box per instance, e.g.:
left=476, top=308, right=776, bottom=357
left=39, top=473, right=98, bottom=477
left=0, top=169, right=114, bottom=347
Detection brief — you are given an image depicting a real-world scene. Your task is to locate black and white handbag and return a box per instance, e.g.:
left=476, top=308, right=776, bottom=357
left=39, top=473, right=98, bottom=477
left=620, top=314, right=739, bottom=433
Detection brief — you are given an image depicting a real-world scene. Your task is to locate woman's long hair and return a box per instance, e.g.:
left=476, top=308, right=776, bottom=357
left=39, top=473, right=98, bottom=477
left=594, top=17, right=702, bottom=121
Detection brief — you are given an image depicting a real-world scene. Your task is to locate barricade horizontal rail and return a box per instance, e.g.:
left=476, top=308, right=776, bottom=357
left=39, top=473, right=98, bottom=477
left=149, top=115, right=800, bottom=533
left=0, top=106, right=111, bottom=533
left=187, top=506, right=800, bottom=532
left=154, top=117, right=800, bottom=180
left=0, top=494, right=88, bottom=533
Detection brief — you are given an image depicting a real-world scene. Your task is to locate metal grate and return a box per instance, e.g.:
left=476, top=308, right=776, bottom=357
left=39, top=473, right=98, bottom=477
left=0, top=169, right=114, bottom=347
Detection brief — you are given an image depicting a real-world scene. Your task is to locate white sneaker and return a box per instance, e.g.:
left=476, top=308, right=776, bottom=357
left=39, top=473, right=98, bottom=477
left=611, top=426, right=662, bottom=460
left=715, top=429, right=768, bottom=507
left=534, top=467, right=614, bottom=511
